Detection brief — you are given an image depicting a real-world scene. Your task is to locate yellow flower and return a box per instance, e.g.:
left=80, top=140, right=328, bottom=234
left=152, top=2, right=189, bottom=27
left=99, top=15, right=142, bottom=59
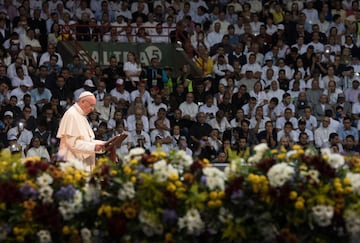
left=16, top=236, right=24, bottom=242
left=175, top=180, right=182, bottom=187
left=292, top=145, right=302, bottom=151
left=166, top=182, right=176, bottom=192
left=110, top=170, right=118, bottom=176
left=13, top=227, right=23, bottom=235
left=218, top=191, right=225, bottom=199
left=123, top=166, right=132, bottom=175
left=23, top=199, right=36, bottom=210
left=97, top=158, right=107, bottom=166
left=159, top=151, right=167, bottom=157
left=112, top=207, right=121, bottom=213
left=168, top=173, right=179, bottom=181
left=207, top=200, right=216, bottom=208
left=277, top=153, right=286, bottom=160
left=297, top=149, right=305, bottom=156
left=18, top=173, right=27, bottom=181
left=124, top=206, right=137, bottom=219
left=130, top=159, right=138, bottom=165
left=12, top=174, right=18, bottom=180
left=323, top=154, right=329, bottom=161
left=343, top=178, right=351, bottom=185
left=214, top=199, right=222, bottom=208
left=98, top=205, right=112, bottom=218
left=289, top=191, right=298, bottom=200
left=209, top=191, right=218, bottom=200
left=203, top=158, right=210, bottom=164
left=271, top=149, right=278, bottom=154
left=0, top=203, right=6, bottom=210
left=130, top=176, right=137, bottom=183
left=63, top=226, right=70, bottom=235
left=73, top=171, right=82, bottom=181
left=297, top=196, right=305, bottom=202
left=344, top=186, right=352, bottom=194
left=165, top=232, right=173, bottom=240
left=295, top=200, right=304, bottom=210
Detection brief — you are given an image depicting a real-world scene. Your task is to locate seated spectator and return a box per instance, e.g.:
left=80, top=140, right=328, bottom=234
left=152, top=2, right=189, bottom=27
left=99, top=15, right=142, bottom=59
left=277, top=122, right=299, bottom=144
left=108, top=110, right=127, bottom=131
left=257, top=120, right=277, bottom=149
left=343, top=135, right=360, bottom=156
left=7, top=118, right=33, bottom=153
left=314, top=116, right=336, bottom=148
left=26, top=136, right=50, bottom=161
left=276, top=108, right=298, bottom=132
left=113, top=121, right=132, bottom=155
left=130, top=120, right=151, bottom=152
left=238, top=119, right=258, bottom=147
left=337, top=116, right=358, bottom=144
left=127, top=108, right=149, bottom=133
left=149, top=108, right=170, bottom=132
left=322, top=132, right=344, bottom=153
left=31, top=82, right=52, bottom=111
left=147, top=94, right=167, bottom=118
left=95, top=93, right=115, bottom=122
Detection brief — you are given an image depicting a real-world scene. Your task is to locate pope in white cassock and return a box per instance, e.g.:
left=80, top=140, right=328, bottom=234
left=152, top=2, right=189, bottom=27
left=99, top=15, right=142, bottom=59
left=57, top=91, right=106, bottom=171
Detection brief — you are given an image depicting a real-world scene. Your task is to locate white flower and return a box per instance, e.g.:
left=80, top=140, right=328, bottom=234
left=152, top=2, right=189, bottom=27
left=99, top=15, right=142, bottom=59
left=37, top=230, right=52, bottom=243
left=118, top=182, right=135, bottom=200
left=38, top=186, right=53, bottom=203
left=59, top=159, right=88, bottom=172
left=308, top=169, right=320, bottom=184
left=327, top=153, right=345, bottom=169
left=36, top=173, right=53, bottom=187
left=321, top=148, right=345, bottom=170
left=312, top=205, right=334, bottom=227
left=138, top=210, right=163, bottom=236
left=73, top=190, right=83, bottom=205
left=153, top=160, right=179, bottom=183
left=218, top=207, right=234, bottom=223
left=81, top=228, right=92, bottom=243
left=346, top=172, right=360, bottom=195
left=59, top=201, right=75, bottom=220
left=178, top=208, right=204, bottom=235
left=202, top=167, right=226, bottom=190
left=83, top=183, right=100, bottom=203
left=267, top=162, right=295, bottom=188
left=224, top=158, right=244, bottom=178
left=345, top=209, right=360, bottom=236
left=247, top=143, right=268, bottom=164
left=253, top=143, right=269, bottom=155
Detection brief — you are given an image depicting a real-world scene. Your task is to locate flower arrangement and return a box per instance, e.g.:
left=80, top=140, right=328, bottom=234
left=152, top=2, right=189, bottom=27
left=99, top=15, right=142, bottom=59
left=1, top=144, right=360, bottom=242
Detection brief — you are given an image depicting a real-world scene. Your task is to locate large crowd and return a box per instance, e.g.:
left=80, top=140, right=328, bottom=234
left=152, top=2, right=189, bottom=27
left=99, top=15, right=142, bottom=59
left=0, top=0, right=359, bottom=163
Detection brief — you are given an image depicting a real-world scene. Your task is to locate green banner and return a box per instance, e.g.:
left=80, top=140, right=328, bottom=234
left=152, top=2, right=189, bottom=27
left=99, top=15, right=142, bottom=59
left=77, top=42, right=176, bottom=67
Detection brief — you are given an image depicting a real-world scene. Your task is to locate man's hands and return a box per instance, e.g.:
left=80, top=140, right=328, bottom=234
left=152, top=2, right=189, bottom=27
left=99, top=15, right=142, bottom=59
left=95, top=144, right=105, bottom=153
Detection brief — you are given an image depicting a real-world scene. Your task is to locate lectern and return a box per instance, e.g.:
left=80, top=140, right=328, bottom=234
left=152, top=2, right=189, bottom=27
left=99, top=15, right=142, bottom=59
left=104, top=133, right=128, bottom=163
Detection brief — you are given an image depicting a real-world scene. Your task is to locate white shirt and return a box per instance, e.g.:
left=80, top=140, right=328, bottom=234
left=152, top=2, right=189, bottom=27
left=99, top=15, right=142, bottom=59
left=8, top=127, right=33, bottom=151
left=27, top=146, right=50, bottom=160
left=179, top=101, right=199, bottom=121
left=110, top=88, right=131, bottom=103
left=147, top=102, right=168, bottom=117
left=207, top=31, right=224, bottom=47
left=208, top=117, right=231, bottom=133
left=130, top=90, right=152, bottom=106
left=127, top=115, right=149, bottom=133
left=130, top=130, right=151, bottom=150
left=39, top=52, right=63, bottom=68
left=123, top=61, right=142, bottom=82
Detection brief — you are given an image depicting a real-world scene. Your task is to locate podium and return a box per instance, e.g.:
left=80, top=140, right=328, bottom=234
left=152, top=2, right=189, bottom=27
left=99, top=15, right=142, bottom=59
left=104, top=133, right=128, bottom=163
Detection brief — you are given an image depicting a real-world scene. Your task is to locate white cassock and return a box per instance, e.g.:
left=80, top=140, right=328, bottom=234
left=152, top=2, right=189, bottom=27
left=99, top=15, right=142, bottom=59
left=57, top=103, right=104, bottom=171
